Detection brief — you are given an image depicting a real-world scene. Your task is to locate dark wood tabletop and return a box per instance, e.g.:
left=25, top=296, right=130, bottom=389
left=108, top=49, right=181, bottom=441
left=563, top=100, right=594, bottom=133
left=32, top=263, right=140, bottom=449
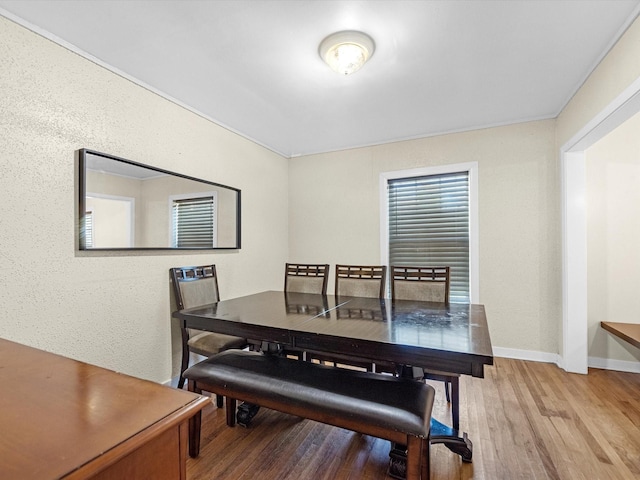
left=174, top=290, right=493, bottom=378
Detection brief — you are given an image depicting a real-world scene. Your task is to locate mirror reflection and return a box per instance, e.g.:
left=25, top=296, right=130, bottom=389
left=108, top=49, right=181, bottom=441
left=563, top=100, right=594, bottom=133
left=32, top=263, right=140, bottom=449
left=79, top=149, right=241, bottom=250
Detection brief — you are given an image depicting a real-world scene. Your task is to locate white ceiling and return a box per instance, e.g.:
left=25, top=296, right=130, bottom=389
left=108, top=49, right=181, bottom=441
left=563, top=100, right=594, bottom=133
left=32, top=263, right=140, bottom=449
left=1, top=0, right=639, bottom=158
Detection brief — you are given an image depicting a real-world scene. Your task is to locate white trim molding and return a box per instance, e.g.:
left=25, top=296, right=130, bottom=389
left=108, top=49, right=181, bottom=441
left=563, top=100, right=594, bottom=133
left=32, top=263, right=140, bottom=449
left=492, top=348, right=640, bottom=374
left=561, top=151, right=588, bottom=374
left=493, top=347, right=561, bottom=365
left=588, top=356, right=640, bottom=374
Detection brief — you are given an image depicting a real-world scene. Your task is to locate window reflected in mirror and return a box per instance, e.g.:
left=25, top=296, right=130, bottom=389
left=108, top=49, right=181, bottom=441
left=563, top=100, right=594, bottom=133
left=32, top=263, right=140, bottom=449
left=78, top=149, right=241, bottom=250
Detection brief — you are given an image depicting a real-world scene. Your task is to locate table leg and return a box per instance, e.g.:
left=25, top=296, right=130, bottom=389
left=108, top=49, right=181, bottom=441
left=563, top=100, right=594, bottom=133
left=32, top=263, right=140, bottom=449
left=430, top=418, right=472, bottom=462
left=236, top=402, right=260, bottom=427
left=236, top=341, right=286, bottom=427
left=388, top=367, right=472, bottom=478
left=389, top=420, right=473, bottom=478
left=450, top=375, right=460, bottom=432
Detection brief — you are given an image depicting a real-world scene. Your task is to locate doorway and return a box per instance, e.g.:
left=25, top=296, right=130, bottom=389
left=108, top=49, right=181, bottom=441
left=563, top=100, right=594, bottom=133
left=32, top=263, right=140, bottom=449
left=562, top=78, right=640, bottom=373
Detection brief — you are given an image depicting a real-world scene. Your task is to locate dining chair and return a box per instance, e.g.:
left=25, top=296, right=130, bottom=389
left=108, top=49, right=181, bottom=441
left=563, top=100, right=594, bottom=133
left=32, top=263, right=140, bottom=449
left=391, top=265, right=450, bottom=303
left=334, top=264, right=387, bottom=298
left=285, top=263, right=330, bottom=294
left=170, top=265, right=249, bottom=395
left=390, top=265, right=460, bottom=430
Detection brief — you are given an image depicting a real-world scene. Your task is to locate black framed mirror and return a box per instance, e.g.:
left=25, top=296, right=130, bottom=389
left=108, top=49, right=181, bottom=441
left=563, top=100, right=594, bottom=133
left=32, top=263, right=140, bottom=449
left=78, top=149, right=241, bottom=250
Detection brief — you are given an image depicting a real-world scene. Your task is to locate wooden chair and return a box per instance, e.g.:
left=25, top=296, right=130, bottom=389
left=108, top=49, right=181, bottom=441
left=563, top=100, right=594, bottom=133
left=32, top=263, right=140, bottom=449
left=391, top=265, right=450, bottom=303
left=284, top=263, right=329, bottom=294
left=390, top=265, right=461, bottom=430
left=170, top=265, right=249, bottom=395
left=335, top=264, right=387, bottom=298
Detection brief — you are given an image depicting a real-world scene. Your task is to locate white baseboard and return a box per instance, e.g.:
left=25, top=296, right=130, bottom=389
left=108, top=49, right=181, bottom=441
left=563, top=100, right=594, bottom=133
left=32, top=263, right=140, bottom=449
left=492, top=346, right=561, bottom=365
left=588, top=356, right=640, bottom=374
left=493, top=346, right=640, bottom=374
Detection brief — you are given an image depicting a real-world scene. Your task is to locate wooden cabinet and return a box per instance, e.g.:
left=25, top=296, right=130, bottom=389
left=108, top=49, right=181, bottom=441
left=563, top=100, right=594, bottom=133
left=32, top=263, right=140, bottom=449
left=0, top=338, right=208, bottom=480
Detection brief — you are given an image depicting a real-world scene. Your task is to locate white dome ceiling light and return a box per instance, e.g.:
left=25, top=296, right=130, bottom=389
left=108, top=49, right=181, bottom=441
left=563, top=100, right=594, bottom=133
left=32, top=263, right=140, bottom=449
left=319, top=31, right=375, bottom=76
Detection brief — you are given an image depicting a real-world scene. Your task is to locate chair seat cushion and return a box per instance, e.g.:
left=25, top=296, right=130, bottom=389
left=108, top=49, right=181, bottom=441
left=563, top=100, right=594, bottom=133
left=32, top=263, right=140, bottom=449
left=187, top=331, right=247, bottom=357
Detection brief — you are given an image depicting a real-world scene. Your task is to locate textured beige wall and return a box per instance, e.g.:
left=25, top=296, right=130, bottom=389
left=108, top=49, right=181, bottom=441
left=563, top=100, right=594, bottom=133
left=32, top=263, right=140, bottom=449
left=586, top=111, right=640, bottom=362
left=557, top=16, right=640, bottom=147
left=0, top=16, right=288, bottom=383
left=289, top=120, right=561, bottom=355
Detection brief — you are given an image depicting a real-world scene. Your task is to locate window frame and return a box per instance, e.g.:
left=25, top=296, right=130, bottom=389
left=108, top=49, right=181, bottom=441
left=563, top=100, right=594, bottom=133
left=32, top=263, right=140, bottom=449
left=379, top=162, right=479, bottom=302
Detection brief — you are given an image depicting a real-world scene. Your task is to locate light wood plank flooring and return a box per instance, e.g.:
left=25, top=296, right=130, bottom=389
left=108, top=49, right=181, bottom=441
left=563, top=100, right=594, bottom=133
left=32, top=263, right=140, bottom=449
left=186, top=357, right=640, bottom=479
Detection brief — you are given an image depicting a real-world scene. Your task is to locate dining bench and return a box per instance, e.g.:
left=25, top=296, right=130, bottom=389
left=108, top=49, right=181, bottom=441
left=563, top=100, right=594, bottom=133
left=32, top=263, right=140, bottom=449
left=184, top=349, right=435, bottom=480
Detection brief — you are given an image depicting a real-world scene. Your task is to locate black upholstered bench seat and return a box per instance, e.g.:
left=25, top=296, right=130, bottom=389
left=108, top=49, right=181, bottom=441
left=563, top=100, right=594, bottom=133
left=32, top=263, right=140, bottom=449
left=184, top=349, right=435, bottom=480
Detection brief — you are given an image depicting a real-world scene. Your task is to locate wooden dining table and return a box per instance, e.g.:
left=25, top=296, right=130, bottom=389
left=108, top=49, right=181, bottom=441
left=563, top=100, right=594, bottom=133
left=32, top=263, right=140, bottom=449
left=173, top=290, right=494, bottom=471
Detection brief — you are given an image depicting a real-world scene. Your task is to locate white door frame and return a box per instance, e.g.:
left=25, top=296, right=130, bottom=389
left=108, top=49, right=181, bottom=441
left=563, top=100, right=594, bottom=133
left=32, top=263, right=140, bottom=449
left=86, top=192, right=135, bottom=248
left=561, top=77, right=640, bottom=373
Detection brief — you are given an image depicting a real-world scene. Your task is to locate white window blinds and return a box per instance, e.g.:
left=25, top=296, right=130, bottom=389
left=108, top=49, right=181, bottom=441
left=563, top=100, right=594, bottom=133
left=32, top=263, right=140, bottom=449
left=85, top=211, right=94, bottom=248
left=172, top=196, right=215, bottom=248
left=388, top=171, right=470, bottom=303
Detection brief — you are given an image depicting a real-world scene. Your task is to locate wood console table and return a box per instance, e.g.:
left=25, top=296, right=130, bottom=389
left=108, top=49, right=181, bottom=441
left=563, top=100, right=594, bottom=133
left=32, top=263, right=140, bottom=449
left=0, top=338, right=208, bottom=480
left=601, top=321, right=640, bottom=349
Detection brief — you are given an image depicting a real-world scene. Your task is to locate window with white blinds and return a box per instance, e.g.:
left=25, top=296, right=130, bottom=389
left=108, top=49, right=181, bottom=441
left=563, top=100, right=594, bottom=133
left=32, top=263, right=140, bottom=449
left=388, top=171, right=470, bottom=303
left=171, top=194, right=217, bottom=248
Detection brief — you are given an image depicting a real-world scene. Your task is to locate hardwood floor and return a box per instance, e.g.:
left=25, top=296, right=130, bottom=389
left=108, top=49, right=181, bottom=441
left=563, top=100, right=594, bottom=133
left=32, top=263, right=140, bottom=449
left=186, top=358, right=640, bottom=479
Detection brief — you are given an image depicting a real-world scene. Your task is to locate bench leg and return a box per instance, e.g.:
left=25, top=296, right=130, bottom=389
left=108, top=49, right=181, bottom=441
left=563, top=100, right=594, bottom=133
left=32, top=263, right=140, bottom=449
left=226, top=397, right=237, bottom=427
left=406, top=436, right=422, bottom=480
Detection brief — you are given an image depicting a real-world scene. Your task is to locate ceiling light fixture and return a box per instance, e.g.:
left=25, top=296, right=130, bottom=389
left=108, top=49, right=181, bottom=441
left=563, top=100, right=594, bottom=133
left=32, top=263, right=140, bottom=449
left=319, top=31, right=375, bottom=76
